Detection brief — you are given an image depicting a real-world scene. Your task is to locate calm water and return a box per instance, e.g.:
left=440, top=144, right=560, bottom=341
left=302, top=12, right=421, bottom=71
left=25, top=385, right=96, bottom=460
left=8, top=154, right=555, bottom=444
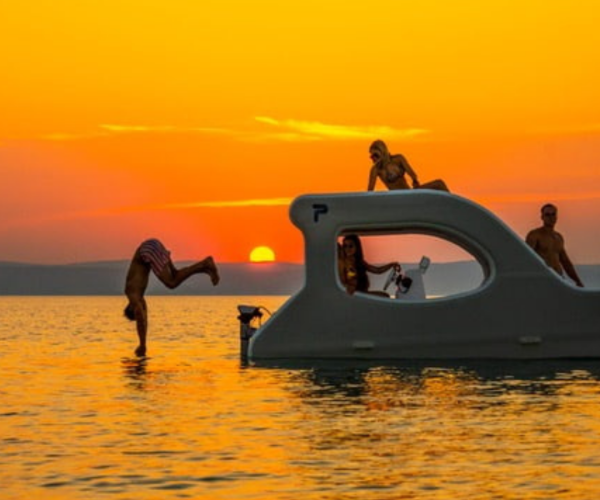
left=1, top=296, right=600, bottom=499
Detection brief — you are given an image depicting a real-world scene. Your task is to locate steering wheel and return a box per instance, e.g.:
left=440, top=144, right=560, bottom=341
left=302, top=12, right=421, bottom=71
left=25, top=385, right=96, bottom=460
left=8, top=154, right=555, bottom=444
left=383, top=268, right=398, bottom=291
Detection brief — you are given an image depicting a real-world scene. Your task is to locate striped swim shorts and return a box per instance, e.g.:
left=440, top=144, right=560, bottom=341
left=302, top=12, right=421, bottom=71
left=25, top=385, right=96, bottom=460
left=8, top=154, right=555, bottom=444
left=139, top=239, right=171, bottom=275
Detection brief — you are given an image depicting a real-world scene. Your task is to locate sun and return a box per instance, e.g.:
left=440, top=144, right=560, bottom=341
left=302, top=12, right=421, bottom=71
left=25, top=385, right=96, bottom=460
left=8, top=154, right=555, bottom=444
left=249, top=246, right=276, bottom=263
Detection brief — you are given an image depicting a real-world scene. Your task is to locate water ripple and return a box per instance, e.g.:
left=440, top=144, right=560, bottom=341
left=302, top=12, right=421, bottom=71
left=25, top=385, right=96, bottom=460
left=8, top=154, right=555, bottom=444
left=2, top=296, right=600, bottom=499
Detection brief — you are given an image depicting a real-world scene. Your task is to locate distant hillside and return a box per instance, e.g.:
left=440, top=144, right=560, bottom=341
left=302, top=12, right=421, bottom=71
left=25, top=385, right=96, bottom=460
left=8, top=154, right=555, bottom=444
left=0, top=260, right=599, bottom=296
left=0, top=261, right=304, bottom=295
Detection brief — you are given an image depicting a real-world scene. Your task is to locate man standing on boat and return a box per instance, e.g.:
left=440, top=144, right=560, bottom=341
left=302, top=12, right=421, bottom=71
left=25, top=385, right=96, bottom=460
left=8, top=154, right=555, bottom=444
left=526, top=203, right=584, bottom=287
left=367, top=140, right=449, bottom=192
left=124, top=238, right=220, bottom=356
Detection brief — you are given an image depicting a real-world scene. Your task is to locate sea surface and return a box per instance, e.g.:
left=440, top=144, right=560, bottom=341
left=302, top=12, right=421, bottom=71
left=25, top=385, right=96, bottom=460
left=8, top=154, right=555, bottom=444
left=1, top=296, right=600, bottom=499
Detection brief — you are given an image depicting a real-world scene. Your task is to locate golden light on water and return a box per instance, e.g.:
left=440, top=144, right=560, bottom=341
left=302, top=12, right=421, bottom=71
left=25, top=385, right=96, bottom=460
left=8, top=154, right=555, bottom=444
left=3, top=296, right=600, bottom=498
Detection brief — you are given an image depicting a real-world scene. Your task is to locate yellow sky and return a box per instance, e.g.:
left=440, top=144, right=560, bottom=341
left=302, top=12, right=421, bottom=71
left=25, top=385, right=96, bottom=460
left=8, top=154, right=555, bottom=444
left=1, top=1, right=600, bottom=263
left=4, top=1, right=600, bottom=136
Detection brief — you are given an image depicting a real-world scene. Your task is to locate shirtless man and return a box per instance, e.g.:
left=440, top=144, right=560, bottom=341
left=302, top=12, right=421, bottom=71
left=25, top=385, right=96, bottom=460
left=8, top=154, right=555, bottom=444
left=367, top=139, right=449, bottom=192
left=526, top=204, right=584, bottom=287
left=124, top=238, right=220, bottom=355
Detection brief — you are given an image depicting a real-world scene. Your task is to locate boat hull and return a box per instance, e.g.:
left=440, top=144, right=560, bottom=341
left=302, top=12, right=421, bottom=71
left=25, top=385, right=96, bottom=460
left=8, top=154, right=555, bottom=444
left=248, top=191, right=600, bottom=360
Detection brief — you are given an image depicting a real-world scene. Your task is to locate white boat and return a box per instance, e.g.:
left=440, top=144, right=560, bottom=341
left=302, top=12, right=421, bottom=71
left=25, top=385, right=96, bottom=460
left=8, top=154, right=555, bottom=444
left=238, top=190, right=600, bottom=360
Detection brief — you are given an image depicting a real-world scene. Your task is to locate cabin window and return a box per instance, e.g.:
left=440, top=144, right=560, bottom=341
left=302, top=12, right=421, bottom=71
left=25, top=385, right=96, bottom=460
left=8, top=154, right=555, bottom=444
left=337, top=233, right=486, bottom=300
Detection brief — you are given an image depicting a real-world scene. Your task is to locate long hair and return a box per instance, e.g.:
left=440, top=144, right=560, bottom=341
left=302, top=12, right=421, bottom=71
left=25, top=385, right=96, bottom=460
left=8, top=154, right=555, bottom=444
left=343, top=235, right=370, bottom=292
left=369, top=139, right=391, bottom=169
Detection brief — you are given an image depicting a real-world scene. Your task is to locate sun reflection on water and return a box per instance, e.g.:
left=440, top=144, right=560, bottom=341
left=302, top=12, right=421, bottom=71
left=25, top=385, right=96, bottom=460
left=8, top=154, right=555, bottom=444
left=1, top=296, right=600, bottom=499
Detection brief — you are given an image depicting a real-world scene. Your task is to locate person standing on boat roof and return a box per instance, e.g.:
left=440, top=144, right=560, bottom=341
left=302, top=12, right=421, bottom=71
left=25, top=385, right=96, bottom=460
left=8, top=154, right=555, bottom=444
left=124, top=238, right=220, bottom=356
left=338, top=234, right=401, bottom=296
left=367, top=139, right=450, bottom=192
left=526, top=203, right=584, bottom=287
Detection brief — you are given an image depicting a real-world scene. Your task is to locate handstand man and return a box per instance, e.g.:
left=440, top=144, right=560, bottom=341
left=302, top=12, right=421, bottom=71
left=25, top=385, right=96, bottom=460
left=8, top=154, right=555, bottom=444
left=124, top=238, right=220, bottom=355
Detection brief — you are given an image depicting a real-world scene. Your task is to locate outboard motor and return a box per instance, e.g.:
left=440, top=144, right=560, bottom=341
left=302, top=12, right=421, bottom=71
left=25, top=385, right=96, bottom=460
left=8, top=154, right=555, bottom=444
left=237, top=305, right=264, bottom=364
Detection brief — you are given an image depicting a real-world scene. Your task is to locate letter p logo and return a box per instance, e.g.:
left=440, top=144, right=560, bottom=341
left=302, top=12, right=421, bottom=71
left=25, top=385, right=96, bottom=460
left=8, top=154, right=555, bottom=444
left=312, top=203, right=328, bottom=223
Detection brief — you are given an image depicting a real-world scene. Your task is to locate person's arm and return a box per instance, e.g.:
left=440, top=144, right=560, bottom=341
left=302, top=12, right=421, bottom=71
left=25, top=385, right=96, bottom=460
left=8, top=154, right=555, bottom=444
left=133, top=299, right=148, bottom=355
left=365, top=261, right=401, bottom=275
left=397, top=155, right=420, bottom=188
left=367, top=166, right=378, bottom=191
left=525, top=230, right=537, bottom=250
left=559, top=250, right=584, bottom=287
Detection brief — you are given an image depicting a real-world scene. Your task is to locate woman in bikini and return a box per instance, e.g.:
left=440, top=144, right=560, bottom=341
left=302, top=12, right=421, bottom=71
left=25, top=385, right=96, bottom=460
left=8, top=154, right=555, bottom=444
left=338, top=235, right=400, bottom=296
left=367, top=139, right=449, bottom=192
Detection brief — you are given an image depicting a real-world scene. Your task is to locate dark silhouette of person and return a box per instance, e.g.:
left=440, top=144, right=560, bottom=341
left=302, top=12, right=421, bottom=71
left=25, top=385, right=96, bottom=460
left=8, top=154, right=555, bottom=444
left=526, top=204, right=583, bottom=287
left=367, top=140, right=449, bottom=192
left=338, top=234, right=400, bottom=296
left=124, top=238, right=220, bottom=355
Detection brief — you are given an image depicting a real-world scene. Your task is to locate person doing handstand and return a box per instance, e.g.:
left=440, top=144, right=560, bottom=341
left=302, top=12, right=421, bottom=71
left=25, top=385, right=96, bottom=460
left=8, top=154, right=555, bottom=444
left=367, top=139, right=449, bottom=192
left=124, top=238, right=220, bottom=356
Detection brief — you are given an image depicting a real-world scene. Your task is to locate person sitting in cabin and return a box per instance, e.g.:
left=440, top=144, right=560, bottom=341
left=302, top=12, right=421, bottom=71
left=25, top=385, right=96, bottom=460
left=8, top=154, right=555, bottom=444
left=124, top=238, right=220, bottom=356
left=367, top=139, right=450, bottom=192
left=338, top=234, right=401, bottom=296
left=525, top=203, right=584, bottom=287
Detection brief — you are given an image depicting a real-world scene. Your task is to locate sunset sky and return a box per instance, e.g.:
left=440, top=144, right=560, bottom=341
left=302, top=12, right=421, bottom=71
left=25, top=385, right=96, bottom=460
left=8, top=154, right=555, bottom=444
left=2, top=0, right=600, bottom=264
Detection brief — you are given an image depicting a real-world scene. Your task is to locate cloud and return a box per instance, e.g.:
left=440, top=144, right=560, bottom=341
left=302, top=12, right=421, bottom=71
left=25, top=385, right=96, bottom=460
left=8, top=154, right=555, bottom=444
left=100, top=124, right=241, bottom=135
left=23, top=118, right=600, bottom=145
left=36, top=117, right=429, bottom=143
left=0, top=197, right=293, bottom=234
left=162, top=198, right=293, bottom=208
left=38, top=124, right=239, bottom=141
left=476, top=191, right=600, bottom=205
left=254, top=116, right=430, bottom=141
left=39, top=132, right=110, bottom=141
left=100, top=124, right=176, bottom=133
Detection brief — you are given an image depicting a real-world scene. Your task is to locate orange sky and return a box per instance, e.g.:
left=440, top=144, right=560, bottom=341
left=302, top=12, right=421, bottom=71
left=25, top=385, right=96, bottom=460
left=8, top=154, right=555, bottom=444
left=1, top=0, right=600, bottom=264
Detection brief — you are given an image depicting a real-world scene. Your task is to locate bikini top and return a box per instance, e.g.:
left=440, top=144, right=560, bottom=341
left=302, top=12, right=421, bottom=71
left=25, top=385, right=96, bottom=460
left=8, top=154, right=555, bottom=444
left=382, top=161, right=404, bottom=183
left=346, top=266, right=357, bottom=280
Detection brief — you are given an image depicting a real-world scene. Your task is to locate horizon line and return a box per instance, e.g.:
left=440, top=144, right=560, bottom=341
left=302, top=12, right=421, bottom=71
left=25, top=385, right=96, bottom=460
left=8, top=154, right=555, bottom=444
left=3, top=258, right=600, bottom=266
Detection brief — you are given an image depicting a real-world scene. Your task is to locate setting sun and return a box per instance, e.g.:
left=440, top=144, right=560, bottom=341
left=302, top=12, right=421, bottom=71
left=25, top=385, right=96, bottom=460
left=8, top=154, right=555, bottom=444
left=249, top=246, right=276, bottom=263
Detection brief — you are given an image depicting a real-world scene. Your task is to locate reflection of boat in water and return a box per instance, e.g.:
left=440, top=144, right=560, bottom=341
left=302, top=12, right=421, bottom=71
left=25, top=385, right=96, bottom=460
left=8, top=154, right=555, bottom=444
left=238, top=191, right=600, bottom=361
